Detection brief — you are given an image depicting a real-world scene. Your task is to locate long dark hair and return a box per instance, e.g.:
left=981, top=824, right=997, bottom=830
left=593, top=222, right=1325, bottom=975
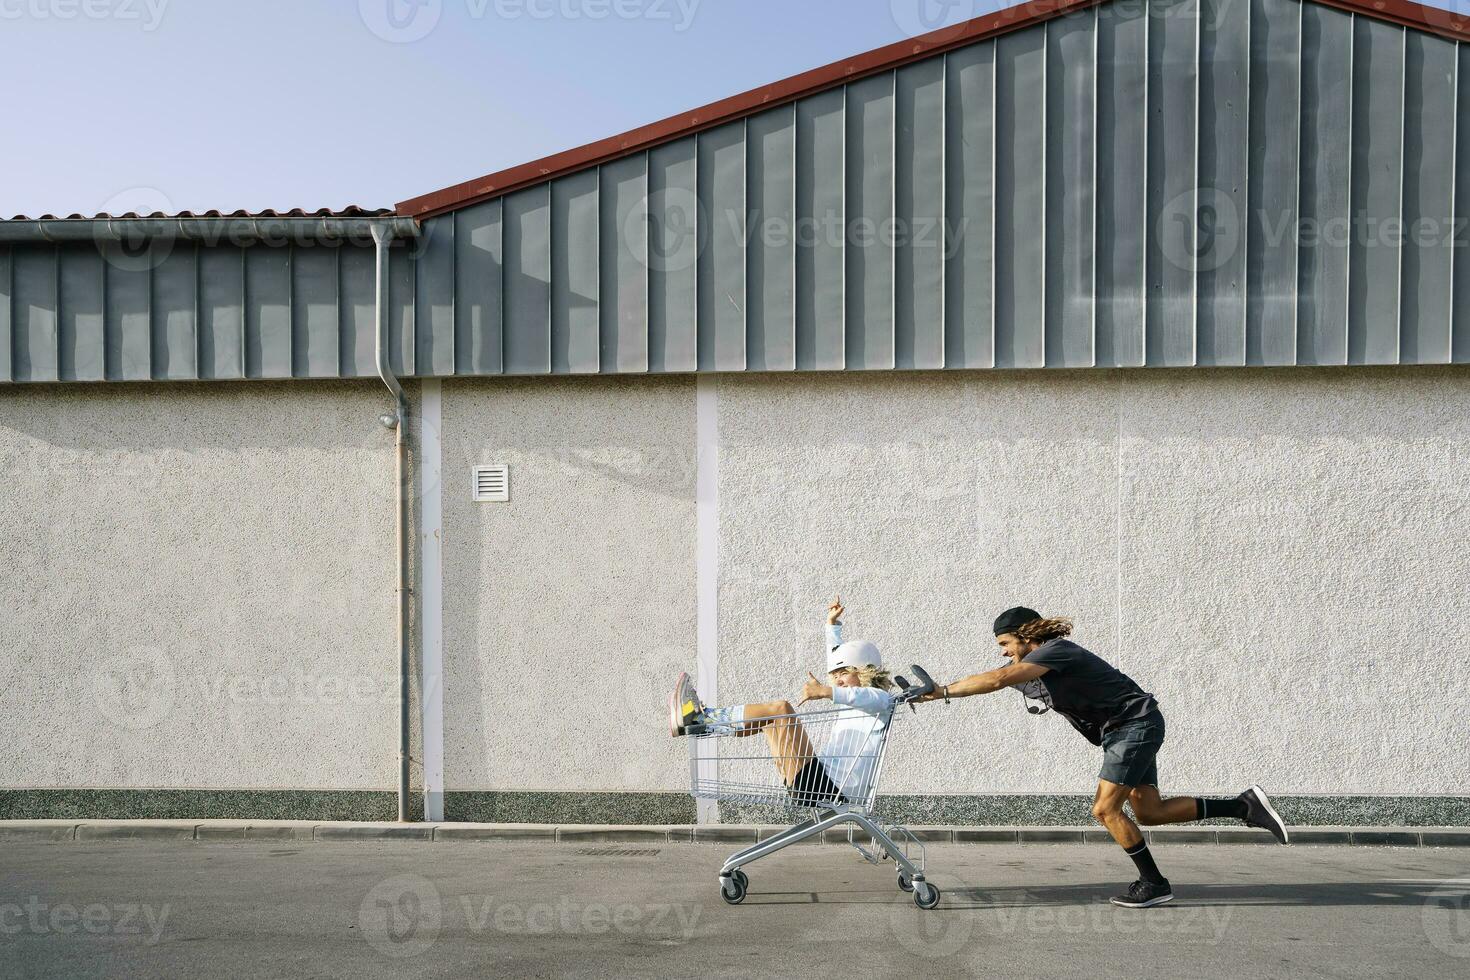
left=1014, top=616, right=1073, bottom=644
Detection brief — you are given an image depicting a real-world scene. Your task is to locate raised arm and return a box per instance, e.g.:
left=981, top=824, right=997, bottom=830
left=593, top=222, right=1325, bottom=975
left=824, top=596, right=844, bottom=653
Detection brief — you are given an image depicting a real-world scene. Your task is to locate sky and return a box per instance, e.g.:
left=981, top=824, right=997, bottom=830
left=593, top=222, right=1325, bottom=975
left=2, top=0, right=1467, bottom=218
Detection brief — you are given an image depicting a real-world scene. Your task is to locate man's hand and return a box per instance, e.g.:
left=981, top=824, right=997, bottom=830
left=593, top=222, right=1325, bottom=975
left=826, top=596, right=844, bottom=626
left=798, top=671, right=832, bottom=706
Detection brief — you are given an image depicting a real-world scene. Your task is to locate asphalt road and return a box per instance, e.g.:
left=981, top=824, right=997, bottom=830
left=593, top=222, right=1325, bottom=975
left=3, top=840, right=1468, bottom=979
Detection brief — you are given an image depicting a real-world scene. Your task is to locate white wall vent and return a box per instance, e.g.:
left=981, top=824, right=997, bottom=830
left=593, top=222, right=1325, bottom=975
left=472, top=465, right=510, bottom=503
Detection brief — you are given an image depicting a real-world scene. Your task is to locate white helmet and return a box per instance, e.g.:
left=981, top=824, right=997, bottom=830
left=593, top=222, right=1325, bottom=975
left=828, top=639, right=882, bottom=674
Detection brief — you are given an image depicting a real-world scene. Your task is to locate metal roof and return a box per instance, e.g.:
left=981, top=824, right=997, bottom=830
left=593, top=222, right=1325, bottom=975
left=397, top=0, right=1470, bottom=220
left=4, top=0, right=1470, bottom=384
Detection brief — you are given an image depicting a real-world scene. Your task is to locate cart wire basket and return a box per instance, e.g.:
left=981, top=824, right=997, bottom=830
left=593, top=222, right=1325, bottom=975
left=688, top=665, right=941, bottom=909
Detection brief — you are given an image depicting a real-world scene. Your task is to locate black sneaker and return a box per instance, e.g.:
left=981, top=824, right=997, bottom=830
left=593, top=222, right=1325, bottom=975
left=1110, top=878, right=1174, bottom=908
left=1239, top=784, right=1290, bottom=844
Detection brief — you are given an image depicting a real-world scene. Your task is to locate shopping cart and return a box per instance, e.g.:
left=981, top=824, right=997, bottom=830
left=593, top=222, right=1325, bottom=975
left=688, top=665, right=941, bottom=909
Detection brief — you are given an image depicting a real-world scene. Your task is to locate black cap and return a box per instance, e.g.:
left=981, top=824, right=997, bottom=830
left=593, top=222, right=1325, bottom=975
left=993, top=606, right=1042, bottom=636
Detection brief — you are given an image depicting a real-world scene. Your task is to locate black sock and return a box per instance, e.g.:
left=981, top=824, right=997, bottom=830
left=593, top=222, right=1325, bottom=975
left=1195, top=797, right=1248, bottom=820
left=1124, top=841, right=1167, bottom=885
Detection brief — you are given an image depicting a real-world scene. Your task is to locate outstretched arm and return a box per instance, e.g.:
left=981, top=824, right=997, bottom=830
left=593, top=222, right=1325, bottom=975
left=922, top=662, right=1050, bottom=701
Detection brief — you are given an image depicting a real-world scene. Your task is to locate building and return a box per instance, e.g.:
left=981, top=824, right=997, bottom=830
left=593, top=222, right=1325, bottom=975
left=3, top=0, right=1468, bottom=828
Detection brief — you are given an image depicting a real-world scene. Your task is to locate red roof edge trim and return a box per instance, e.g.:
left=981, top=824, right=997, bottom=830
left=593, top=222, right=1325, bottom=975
left=395, top=0, right=1103, bottom=219
left=396, top=0, right=1470, bottom=221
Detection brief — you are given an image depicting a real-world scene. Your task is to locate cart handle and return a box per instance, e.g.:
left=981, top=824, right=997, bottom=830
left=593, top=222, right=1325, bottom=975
left=893, top=664, right=936, bottom=706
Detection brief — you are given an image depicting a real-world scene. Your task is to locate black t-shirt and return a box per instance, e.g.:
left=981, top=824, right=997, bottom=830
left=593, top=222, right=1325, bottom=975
left=1016, top=638, right=1159, bottom=744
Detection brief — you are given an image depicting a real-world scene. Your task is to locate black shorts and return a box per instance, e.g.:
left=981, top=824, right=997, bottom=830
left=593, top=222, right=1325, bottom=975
left=787, top=758, right=846, bottom=808
left=1099, top=710, right=1165, bottom=787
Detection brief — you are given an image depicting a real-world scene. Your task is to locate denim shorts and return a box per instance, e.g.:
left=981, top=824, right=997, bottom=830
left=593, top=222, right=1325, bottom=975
left=1098, top=710, right=1165, bottom=787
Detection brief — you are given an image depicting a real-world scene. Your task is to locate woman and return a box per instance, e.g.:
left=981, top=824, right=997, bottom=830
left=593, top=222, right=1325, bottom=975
left=669, top=598, right=894, bottom=807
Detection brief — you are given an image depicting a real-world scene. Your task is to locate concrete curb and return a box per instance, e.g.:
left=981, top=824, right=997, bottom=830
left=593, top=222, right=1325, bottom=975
left=2, top=820, right=1468, bottom=846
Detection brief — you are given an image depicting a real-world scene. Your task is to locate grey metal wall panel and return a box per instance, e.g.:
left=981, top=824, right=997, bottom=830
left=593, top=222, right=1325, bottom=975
left=1146, top=0, right=1200, bottom=367
left=415, top=217, right=456, bottom=377
left=1298, top=4, right=1353, bottom=365
left=1045, top=8, right=1097, bottom=368
left=1096, top=5, right=1148, bottom=367
left=454, top=200, right=503, bottom=375
left=338, top=244, right=375, bottom=378
left=846, top=74, right=896, bottom=370
left=995, top=26, right=1047, bottom=368
left=106, top=262, right=150, bottom=382
left=8, top=0, right=1470, bottom=385
left=1348, top=16, right=1406, bottom=365
left=199, top=248, right=244, bottom=379
left=1399, top=32, right=1455, bottom=364
left=0, top=248, right=10, bottom=382
left=553, top=169, right=601, bottom=374
left=944, top=42, right=996, bottom=369
left=795, top=88, right=846, bottom=370
left=1456, top=45, right=1470, bottom=363
left=599, top=156, right=648, bottom=373
left=503, top=186, right=552, bottom=375
left=747, top=105, right=797, bottom=371
left=895, top=59, right=946, bottom=370
left=244, top=247, right=291, bottom=379
left=13, top=248, right=58, bottom=383
left=1196, top=0, right=1249, bottom=366
left=58, top=245, right=105, bottom=382
left=697, top=121, right=747, bottom=370
left=648, top=138, right=698, bottom=371
left=153, top=247, right=199, bottom=380
left=388, top=239, right=416, bottom=377
left=291, top=246, right=338, bottom=379
left=1246, top=0, right=1302, bottom=365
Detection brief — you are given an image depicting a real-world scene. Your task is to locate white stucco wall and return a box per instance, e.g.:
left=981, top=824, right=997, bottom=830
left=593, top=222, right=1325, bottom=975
left=440, top=377, right=697, bottom=794
left=7, top=367, right=1467, bottom=804
left=0, top=382, right=400, bottom=790
left=717, top=368, right=1470, bottom=797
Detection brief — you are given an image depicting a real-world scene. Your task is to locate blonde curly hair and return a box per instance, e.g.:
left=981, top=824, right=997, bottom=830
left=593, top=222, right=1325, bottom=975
left=828, top=665, right=894, bottom=691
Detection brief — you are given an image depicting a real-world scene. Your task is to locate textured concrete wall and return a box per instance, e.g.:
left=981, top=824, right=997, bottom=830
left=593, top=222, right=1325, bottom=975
left=8, top=368, right=1468, bottom=810
left=717, top=368, right=1470, bottom=798
left=0, top=382, right=400, bottom=791
left=440, top=377, right=696, bottom=794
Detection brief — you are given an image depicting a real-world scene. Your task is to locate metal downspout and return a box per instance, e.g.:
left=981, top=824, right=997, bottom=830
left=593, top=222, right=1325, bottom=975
left=372, top=223, right=412, bottom=823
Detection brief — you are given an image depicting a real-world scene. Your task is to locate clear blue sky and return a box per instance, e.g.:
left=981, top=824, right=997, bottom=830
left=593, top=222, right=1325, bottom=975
left=2, top=0, right=1466, bottom=218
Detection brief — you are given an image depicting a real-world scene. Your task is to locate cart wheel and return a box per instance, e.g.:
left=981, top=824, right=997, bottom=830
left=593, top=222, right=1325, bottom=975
left=720, top=874, right=746, bottom=905
left=913, top=882, right=941, bottom=910
left=897, top=871, right=915, bottom=893
left=731, top=869, right=749, bottom=890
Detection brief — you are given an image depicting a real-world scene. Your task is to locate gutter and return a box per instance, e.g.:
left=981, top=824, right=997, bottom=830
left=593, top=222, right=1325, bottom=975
left=371, top=222, right=415, bottom=824
left=0, top=216, right=420, bottom=244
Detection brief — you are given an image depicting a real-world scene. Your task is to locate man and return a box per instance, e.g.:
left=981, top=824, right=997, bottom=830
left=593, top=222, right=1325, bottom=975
left=925, top=606, right=1289, bottom=908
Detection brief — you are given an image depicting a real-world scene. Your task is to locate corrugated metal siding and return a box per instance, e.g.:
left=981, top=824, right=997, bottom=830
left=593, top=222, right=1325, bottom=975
left=3, top=0, right=1469, bottom=383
